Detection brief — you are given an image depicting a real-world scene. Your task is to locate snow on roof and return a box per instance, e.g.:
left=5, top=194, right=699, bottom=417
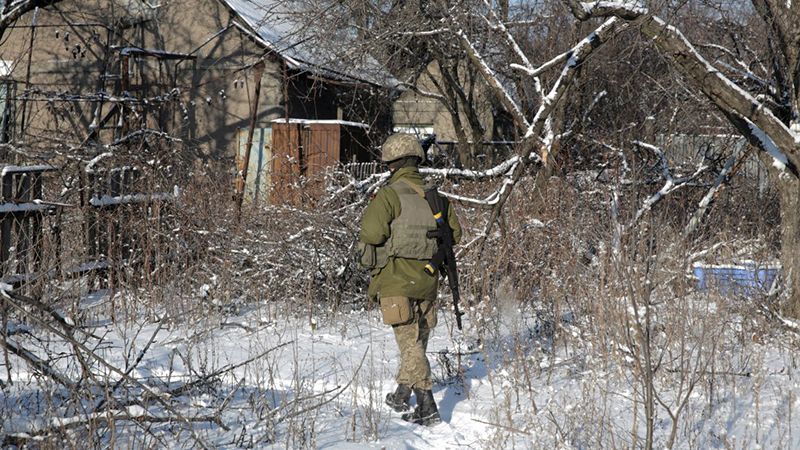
left=271, top=118, right=369, bottom=129
left=223, top=0, right=398, bottom=88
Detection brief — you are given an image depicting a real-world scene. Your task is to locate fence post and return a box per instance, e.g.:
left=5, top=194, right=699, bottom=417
left=0, top=172, right=11, bottom=277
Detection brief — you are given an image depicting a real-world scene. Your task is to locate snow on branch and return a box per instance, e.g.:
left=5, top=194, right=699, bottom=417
left=563, top=0, right=647, bottom=20
left=746, top=119, right=791, bottom=172
left=684, top=147, right=748, bottom=237
left=524, top=18, right=627, bottom=141
left=439, top=173, right=517, bottom=207
left=457, top=29, right=531, bottom=132
left=420, top=155, right=522, bottom=179
left=89, top=192, right=176, bottom=207
left=480, top=0, right=535, bottom=75
left=631, top=141, right=709, bottom=224
left=562, top=0, right=800, bottom=177
left=329, top=156, right=526, bottom=208
left=633, top=140, right=672, bottom=180
left=398, top=28, right=451, bottom=37
left=511, top=51, right=570, bottom=78
left=348, top=155, right=525, bottom=195
left=111, top=129, right=183, bottom=146
left=85, top=152, right=113, bottom=173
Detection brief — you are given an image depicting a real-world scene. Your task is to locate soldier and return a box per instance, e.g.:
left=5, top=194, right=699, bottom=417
left=358, top=134, right=462, bottom=426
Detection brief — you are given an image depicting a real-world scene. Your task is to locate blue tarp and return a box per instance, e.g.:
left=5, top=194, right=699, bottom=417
left=693, top=262, right=780, bottom=297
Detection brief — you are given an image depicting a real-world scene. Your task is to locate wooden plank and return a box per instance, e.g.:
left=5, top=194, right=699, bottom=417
left=31, top=173, right=43, bottom=278
left=271, top=121, right=303, bottom=205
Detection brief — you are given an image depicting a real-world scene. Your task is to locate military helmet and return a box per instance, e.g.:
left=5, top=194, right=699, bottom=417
left=381, top=134, right=425, bottom=163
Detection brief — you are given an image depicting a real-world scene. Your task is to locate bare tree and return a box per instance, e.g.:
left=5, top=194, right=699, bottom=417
left=0, top=0, right=60, bottom=41
left=555, top=0, right=800, bottom=314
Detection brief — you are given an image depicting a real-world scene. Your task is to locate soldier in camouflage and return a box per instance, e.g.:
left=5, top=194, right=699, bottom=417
left=358, top=134, right=462, bottom=426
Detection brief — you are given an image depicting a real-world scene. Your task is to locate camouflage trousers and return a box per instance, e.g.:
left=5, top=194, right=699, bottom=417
left=392, top=298, right=438, bottom=390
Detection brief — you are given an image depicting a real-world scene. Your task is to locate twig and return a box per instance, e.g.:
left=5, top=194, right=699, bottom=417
left=3, top=408, right=226, bottom=445
left=273, top=346, right=369, bottom=423
left=0, top=292, right=214, bottom=450
left=166, top=341, right=291, bottom=398
left=1, top=337, right=76, bottom=389
left=94, top=319, right=165, bottom=412
left=472, top=417, right=530, bottom=435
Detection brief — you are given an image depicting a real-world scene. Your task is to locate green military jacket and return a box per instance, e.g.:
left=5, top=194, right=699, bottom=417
left=360, top=167, right=462, bottom=301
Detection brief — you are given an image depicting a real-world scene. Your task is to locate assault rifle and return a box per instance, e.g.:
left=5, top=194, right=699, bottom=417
left=423, top=189, right=463, bottom=330
left=419, top=133, right=437, bottom=153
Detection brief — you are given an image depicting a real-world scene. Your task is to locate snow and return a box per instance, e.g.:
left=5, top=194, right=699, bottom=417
left=271, top=118, right=369, bottom=129
left=748, top=120, right=789, bottom=171
left=84, top=152, right=113, bottom=173
left=0, top=202, right=54, bottom=214
left=89, top=192, right=175, bottom=207
left=585, top=1, right=647, bottom=15
left=5, top=293, right=800, bottom=448
left=420, top=155, right=519, bottom=179
left=223, top=0, right=398, bottom=88
left=287, top=226, right=313, bottom=242
left=0, top=59, right=12, bottom=77
left=1, top=164, right=56, bottom=176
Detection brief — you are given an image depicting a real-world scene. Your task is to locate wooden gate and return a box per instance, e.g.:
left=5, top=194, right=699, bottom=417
left=270, top=119, right=372, bottom=206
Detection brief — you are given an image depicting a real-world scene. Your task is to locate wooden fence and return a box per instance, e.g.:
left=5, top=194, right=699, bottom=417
left=343, top=161, right=381, bottom=181
left=0, top=165, right=57, bottom=288
left=1, top=164, right=174, bottom=291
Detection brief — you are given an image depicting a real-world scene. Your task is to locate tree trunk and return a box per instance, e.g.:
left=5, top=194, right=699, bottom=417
left=778, top=176, right=800, bottom=317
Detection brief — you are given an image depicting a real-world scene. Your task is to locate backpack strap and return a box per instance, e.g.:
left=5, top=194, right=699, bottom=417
left=397, top=178, right=426, bottom=198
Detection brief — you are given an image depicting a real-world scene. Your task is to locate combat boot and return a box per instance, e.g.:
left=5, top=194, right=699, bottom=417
left=385, top=384, right=411, bottom=412
left=401, top=389, right=441, bottom=426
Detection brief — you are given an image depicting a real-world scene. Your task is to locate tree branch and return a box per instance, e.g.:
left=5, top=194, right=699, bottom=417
left=562, top=0, right=800, bottom=176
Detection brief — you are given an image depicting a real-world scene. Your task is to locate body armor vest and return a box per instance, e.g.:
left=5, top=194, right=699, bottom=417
left=374, top=180, right=438, bottom=267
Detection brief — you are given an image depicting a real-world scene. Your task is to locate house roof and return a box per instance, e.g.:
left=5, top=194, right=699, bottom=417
left=223, top=0, right=398, bottom=89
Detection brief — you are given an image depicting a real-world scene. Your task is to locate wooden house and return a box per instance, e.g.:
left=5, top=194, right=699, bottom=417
left=0, top=0, right=395, bottom=203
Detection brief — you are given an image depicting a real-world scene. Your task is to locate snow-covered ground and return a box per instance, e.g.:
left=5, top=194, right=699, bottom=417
left=3, top=289, right=800, bottom=448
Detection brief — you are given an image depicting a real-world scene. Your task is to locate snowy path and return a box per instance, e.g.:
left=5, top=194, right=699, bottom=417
left=4, top=298, right=800, bottom=448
